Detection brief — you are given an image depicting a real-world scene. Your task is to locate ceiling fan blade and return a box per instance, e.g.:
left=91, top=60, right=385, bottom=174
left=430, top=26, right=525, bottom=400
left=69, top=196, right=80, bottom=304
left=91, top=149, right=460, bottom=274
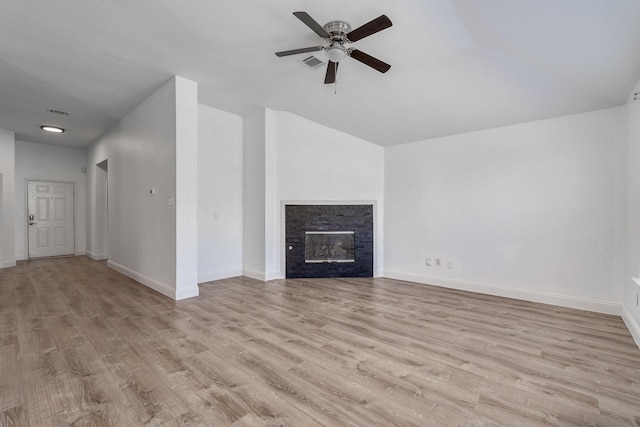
left=275, top=46, right=324, bottom=57
left=346, top=15, right=392, bottom=42
left=349, top=49, right=391, bottom=73
left=293, top=11, right=330, bottom=38
left=324, top=61, right=338, bottom=84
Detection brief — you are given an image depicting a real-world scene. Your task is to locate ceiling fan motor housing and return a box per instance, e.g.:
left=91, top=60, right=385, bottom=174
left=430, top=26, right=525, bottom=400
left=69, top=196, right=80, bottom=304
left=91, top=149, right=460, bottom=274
left=323, top=21, right=352, bottom=40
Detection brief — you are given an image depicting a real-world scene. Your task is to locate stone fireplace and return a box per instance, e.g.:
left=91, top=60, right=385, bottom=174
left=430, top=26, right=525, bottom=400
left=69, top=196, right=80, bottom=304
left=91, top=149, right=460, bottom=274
left=285, top=204, right=373, bottom=278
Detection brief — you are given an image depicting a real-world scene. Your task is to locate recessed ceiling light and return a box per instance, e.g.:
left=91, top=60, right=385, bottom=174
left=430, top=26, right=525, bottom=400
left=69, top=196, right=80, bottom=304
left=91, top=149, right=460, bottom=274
left=41, top=125, right=65, bottom=133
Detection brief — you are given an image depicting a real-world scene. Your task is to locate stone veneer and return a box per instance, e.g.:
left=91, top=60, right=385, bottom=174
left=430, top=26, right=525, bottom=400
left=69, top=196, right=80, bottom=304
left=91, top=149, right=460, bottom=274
left=285, top=204, right=373, bottom=278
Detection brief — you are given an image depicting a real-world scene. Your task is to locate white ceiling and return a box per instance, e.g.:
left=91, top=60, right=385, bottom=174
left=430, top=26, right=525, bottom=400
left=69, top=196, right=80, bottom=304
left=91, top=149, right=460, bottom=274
left=1, top=0, right=640, bottom=148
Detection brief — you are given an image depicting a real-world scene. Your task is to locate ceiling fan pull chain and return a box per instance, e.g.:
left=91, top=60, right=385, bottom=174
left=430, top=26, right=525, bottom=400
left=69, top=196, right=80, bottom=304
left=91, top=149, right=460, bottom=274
left=334, top=79, right=338, bottom=95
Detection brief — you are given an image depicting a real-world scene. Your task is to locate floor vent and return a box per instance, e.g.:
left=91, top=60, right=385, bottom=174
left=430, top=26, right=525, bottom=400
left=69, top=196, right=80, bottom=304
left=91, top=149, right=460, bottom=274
left=299, top=55, right=325, bottom=70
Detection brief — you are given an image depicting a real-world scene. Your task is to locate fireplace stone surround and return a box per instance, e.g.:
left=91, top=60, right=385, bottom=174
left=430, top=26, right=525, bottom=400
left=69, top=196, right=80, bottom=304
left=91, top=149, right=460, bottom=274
left=285, top=204, right=373, bottom=278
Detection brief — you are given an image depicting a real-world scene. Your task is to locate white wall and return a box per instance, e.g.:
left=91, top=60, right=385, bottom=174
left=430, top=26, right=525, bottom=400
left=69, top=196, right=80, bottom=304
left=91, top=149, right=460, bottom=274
left=175, top=77, right=199, bottom=300
left=242, top=110, right=266, bottom=279
left=265, top=109, right=279, bottom=280
left=242, top=109, right=385, bottom=280
left=198, top=104, right=243, bottom=282
left=91, top=160, right=108, bottom=260
left=86, top=76, right=198, bottom=300
left=624, top=82, right=640, bottom=347
left=14, top=140, right=86, bottom=260
left=385, top=107, right=626, bottom=314
left=269, top=110, right=385, bottom=279
left=0, top=128, right=15, bottom=268
left=0, top=174, right=2, bottom=263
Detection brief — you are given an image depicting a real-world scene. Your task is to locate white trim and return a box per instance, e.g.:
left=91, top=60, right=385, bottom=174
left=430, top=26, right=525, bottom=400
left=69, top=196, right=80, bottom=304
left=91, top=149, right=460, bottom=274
left=86, top=251, right=107, bottom=261
left=384, top=270, right=621, bottom=315
left=198, top=269, right=243, bottom=284
left=243, top=268, right=266, bottom=281
left=15, top=252, right=25, bottom=261
left=265, top=269, right=282, bottom=281
left=1, top=259, right=16, bottom=268
left=176, top=286, right=199, bottom=300
left=621, top=304, right=640, bottom=350
left=74, top=250, right=85, bottom=256
left=107, top=260, right=175, bottom=300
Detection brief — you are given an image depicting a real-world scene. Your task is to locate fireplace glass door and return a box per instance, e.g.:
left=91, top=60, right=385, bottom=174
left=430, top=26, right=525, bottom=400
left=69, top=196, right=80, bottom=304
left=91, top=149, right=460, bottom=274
left=304, top=231, right=355, bottom=263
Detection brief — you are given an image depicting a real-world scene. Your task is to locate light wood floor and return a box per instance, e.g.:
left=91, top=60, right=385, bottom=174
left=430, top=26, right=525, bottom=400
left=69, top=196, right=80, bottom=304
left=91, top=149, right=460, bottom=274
left=1, top=257, right=639, bottom=426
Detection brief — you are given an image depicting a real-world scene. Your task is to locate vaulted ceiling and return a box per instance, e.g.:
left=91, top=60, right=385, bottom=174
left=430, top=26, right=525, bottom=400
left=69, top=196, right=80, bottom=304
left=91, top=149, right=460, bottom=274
left=2, top=0, right=640, bottom=148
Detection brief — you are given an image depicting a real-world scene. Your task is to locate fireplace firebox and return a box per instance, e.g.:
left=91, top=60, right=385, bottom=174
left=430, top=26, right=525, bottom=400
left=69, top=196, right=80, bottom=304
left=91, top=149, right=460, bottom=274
left=305, top=231, right=355, bottom=263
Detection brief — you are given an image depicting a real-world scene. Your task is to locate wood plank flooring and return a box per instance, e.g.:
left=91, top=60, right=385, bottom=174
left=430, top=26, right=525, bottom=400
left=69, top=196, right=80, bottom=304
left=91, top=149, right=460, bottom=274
left=1, top=256, right=639, bottom=426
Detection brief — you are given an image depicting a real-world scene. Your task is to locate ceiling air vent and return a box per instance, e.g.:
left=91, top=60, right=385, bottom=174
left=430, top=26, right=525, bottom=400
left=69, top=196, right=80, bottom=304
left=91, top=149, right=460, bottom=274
left=48, top=108, right=70, bottom=116
left=299, top=55, right=325, bottom=70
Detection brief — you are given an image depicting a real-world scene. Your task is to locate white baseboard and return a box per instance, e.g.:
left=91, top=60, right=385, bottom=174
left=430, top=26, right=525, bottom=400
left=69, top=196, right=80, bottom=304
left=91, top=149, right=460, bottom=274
left=265, top=270, right=283, bottom=281
left=15, top=252, right=25, bottom=261
left=622, top=304, right=640, bottom=350
left=243, top=268, right=266, bottom=281
left=1, top=259, right=16, bottom=268
left=176, top=286, right=199, bottom=301
left=198, top=269, right=243, bottom=284
left=86, top=251, right=108, bottom=261
left=384, top=270, right=621, bottom=316
left=75, top=250, right=86, bottom=256
left=107, top=260, right=175, bottom=300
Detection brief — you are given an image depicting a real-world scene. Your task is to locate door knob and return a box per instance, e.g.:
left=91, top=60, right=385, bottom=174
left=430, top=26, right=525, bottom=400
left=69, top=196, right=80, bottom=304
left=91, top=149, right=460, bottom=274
left=29, top=222, right=36, bottom=226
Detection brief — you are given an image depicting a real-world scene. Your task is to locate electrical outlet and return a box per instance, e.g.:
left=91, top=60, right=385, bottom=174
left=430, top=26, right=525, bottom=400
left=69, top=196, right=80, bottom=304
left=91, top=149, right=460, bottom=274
left=447, top=260, right=454, bottom=269
left=426, top=257, right=433, bottom=266
left=435, top=258, right=441, bottom=267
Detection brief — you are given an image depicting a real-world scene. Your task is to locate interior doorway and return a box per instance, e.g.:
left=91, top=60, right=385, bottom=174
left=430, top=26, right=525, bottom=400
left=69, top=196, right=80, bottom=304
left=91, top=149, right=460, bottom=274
left=95, top=160, right=109, bottom=259
left=27, top=180, right=75, bottom=259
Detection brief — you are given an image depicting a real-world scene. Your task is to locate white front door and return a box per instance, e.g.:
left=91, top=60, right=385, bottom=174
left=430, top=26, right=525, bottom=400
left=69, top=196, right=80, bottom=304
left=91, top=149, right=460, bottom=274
left=27, top=181, right=75, bottom=259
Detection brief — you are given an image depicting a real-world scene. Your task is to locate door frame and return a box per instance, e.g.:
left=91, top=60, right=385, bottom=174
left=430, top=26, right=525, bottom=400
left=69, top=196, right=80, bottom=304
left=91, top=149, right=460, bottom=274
left=95, top=159, right=109, bottom=260
left=25, top=179, right=77, bottom=259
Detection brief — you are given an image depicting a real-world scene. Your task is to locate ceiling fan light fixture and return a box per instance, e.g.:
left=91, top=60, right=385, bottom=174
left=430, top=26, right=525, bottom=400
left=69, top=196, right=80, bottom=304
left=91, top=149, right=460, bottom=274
left=41, top=125, right=65, bottom=133
left=325, top=45, right=347, bottom=62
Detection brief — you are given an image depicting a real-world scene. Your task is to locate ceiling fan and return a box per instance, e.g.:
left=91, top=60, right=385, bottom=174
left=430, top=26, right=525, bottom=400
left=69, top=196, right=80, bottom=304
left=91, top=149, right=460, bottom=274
left=275, top=11, right=392, bottom=84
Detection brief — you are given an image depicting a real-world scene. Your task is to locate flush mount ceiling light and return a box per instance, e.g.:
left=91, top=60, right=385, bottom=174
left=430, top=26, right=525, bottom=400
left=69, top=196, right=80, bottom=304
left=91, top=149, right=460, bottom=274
left=41, top=125, right=65, bottom=133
